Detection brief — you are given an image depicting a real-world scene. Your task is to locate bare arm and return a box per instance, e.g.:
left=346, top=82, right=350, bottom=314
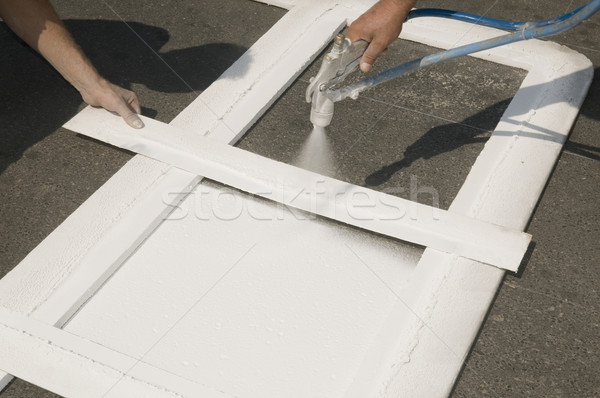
left=346, top=0, right=417, bottom=72
left=0, top=0, right=143, bottom=128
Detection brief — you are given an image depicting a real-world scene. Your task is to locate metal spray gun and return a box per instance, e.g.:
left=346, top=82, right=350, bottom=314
left=305, top=33, right=368, bottom=128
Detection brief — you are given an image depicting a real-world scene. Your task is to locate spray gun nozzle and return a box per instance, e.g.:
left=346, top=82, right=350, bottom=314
left=310, top=87, right=334, bottom=128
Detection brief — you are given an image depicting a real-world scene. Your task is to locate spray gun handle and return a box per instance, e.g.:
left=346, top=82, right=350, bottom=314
left=335, top=39, right=369, bottom=80
left=305, top=34, right=344, bottom=103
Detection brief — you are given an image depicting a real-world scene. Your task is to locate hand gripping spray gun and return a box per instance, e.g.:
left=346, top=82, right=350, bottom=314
left=306, top=0, right=600, bottom=129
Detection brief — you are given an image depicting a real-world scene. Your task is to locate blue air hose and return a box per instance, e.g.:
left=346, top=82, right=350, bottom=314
left=405, top=5, right=589, bottom=31
left=328, top=0, right=600, bottom=102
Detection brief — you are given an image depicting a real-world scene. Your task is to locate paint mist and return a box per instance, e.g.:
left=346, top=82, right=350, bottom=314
left=295, top=125, right=336, bottom=175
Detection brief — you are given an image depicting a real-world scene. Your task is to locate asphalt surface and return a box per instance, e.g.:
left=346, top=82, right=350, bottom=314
left=1, top=0, right=598, bottom=396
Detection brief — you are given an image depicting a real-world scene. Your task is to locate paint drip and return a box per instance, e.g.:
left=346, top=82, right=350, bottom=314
left=294, top=126, right=336, bottom=175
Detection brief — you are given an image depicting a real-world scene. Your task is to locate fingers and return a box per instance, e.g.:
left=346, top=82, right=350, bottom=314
left=98, top=83, right=144, bottom=129
left=122, top=92, right=144, bottom=129
left=108, top=90, right=143, bottom=129
left=344, top=28, right=362, bottom=44
left=346, top=22, right=377, bottom=72
left=346, top=21, right=396, bottom=72
left=345, top=0, right=415, bottom=73
left=125, top=112, right=144, bottom=129
left=83, top=82, right=143, bottom=129
left=79, top=80, right=144, bottom=128
left=345, top=30, right=376, bottom=72
left=108, top=83, right=143, bottom=128
left=360, top=41, right=386, bottom=72
left=126, top=91, right=142, bottom=115
left=360, top=33, right=401, bottom=72
left=115, top=108, right=142, bottom=129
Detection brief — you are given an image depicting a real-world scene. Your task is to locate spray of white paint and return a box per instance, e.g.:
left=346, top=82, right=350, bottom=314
left=295, top=125, right=336, bottom=175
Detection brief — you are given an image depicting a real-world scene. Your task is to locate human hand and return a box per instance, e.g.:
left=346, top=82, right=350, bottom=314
left=346, top=0, right=417, bottom=72
left=79, top=79, right=144, bottom=129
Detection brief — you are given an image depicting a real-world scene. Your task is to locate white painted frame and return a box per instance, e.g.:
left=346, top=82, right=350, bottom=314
left=0, top=0, right=593, bottom=396
left=63, top=108, right=531, bottom=271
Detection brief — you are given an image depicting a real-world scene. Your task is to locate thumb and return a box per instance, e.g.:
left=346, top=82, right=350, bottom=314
left=359, top=40, right=386, bottom=72
left=113, top=97, right=144, bottom=129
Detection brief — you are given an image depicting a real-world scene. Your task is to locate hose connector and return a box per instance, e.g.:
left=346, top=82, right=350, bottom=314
left=309, top=72, right=335, bottom=127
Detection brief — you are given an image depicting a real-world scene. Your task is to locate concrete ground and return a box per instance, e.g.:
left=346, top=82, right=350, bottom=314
left=0, top=0, right=598, bottom=396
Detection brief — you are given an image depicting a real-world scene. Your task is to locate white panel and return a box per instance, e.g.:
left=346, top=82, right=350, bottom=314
left=65, top=183, right=421, bottom=397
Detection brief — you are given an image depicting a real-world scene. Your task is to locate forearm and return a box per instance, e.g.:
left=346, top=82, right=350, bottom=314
left=0, top=0, right=102, bottom=94
left=1, top=0, right=143, bottom=128
left=373, top=0, right=417, bottom=20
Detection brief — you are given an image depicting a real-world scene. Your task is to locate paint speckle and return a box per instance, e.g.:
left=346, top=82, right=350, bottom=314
left=491, top=314, right=505, bottom=322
